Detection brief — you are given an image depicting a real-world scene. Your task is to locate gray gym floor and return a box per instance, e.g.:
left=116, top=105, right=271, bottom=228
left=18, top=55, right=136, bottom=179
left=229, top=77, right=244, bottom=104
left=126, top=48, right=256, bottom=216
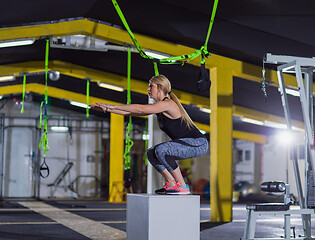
left=0, top=199, right=314, bottom=240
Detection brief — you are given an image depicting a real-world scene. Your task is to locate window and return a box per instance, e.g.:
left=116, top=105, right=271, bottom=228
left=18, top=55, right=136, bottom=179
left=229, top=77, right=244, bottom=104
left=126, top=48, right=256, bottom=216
left=245, top=150, right=251, bottom=161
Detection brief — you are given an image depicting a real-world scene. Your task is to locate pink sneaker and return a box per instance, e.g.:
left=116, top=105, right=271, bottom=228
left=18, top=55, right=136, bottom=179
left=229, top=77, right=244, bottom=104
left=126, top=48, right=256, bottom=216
left=155, top=181, right=174, bottom=194
left=165, top=181, right=190, bottom=195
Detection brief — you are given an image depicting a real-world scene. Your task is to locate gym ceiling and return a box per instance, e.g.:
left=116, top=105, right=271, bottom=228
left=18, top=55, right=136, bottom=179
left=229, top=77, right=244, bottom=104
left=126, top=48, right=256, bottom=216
left=0, top=0, right=314, bottom=138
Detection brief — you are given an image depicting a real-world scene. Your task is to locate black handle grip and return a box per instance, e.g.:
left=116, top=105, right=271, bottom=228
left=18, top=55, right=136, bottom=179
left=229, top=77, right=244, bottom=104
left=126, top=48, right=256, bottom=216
left=261, top=181, right=286, bottom=192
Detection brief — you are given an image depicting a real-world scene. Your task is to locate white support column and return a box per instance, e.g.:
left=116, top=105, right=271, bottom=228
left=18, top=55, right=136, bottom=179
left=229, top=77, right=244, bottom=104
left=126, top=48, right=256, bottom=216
left=147, top=108, right=154, bottom=194
left=147, top=98, right=166, bottom=194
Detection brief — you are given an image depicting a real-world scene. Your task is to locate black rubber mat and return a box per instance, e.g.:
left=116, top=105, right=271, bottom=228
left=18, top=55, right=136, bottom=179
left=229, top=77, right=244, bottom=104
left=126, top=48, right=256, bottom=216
left=0, top=224, right=89, bottom=240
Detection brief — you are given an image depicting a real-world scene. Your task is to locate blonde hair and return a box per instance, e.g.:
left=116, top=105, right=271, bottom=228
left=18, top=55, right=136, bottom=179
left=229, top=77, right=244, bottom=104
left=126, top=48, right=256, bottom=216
left=149, top=75, right=196, bottom=128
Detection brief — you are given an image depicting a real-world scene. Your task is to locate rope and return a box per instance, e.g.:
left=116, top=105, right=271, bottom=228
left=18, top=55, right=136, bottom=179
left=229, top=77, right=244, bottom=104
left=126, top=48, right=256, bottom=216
left=20, top=74, right=26, bottom=114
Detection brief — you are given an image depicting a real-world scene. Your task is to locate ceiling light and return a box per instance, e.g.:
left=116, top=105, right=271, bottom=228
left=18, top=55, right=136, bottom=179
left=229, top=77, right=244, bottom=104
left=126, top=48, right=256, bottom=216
left=292, top=126, right=304, bottom=132
left=278, top=87, right=299, bottom=97
left=143, top=50, right=172, bottom=60
left=241, top=117, right=264, bottom=126
left=69, top=100, right=90, bottom=109
left=0, top=96, right=3, bottom=100
left=97, top=81, right=125, bottom=92
left=264, top=121, right=287, bottom=129
left=276, top=131, right=293, bottom=145
left=200, top=107, right=211, bottom=114
left=142, top=133, right=150, bottom=140
left=0, top=75, right=15, bottom=82
left=200, top=130, right=207, bottom=135
left=50, top=126, right=69, bottom=132
left=285, top=88, right=299, bottom=97
left=0, top=38, right=35, bottom=48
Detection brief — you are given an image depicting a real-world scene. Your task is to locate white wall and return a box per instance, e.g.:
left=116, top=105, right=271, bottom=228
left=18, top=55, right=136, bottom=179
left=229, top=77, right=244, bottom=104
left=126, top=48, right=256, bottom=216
left=262, top=132, right=305, bottom=197
left=234, top=140, right=256, bottom=183
left=191, top=147, right=210, bottom=183
left=1, top=99, right=310, bottom=199
left=1, top=100, right=108, bottom=198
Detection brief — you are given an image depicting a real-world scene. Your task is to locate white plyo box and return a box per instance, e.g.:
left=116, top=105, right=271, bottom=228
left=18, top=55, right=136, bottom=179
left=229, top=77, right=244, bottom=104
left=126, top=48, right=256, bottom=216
left=127, top=194, right=200, bottom=240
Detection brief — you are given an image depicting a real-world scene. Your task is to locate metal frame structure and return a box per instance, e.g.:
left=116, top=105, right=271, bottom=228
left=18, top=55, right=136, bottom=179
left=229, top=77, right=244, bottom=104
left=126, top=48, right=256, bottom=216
left=242, top=53, right=315, bottom=239
left=265, top=53, right=315, bottom=192
left=243, top=184, right=314, bottom=240
left=0, top=114, right=4, bottom=200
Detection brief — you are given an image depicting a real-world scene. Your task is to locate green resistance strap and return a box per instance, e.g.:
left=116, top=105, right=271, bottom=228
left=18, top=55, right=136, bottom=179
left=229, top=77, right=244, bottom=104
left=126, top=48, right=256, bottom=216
left=204, top=0, right=219, bottom=53
left=44, top=39, right=49, bottom=104
left=153, top=62, right=159, bottom=76
left=112, top=0, right=219, bottom=66
left=112, top=0, right=152, bottom=61
left=123, top=48, right=134, bottom=171
left=38, top=39, right=50, bottom=178
left=86, top=79, right=90, bottom=118
left=20, top=74, right=26, bottom=114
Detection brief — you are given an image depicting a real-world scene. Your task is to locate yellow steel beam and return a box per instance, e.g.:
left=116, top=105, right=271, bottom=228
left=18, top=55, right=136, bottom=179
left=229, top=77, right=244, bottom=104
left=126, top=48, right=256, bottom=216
left=0, top=60, right=209, bottom=108
left=210, top=67, right=233, bottom=222
left=195, top=122, right=267, bottom=144
left=0, top=61, right=305, bottom=131
left=0, top=18, right=309, bottom=90
left=233, top=105, right=304, bottom=130
left=0, top=83, right=118, bottom=106
left=233, top=130, right=266, bottom=145
left=109, top=113, right=124, bottom=203
left=0, top=82, right=269, bottom=144
left=0, top=83, right=298, bottom=145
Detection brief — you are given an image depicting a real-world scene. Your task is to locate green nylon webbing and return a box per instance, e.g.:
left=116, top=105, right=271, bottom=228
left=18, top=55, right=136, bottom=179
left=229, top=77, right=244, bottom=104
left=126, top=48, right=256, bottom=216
left=153, top=62, right=159, bottom=76
left=45, top=39, right=49, bottom=104
left=204, top=0, right=219, bottom=52
left=20, top=74, right=26, bottom=114
left=124, top=48, right=134, bottom=170
left=86, top=80, right=90, bottom=118
left=39, top=102, right=49, bottom=157
left=39, top=39, right=50, bottom=158
left=127, top=48, right=131, bottom=105
left=112, top=0, right=219, bottom=65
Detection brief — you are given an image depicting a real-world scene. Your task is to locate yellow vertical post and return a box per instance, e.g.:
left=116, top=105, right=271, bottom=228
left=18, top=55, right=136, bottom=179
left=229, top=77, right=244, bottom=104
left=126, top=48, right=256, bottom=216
left=210, top=67, right=233, bottom=222
left=109, top=113, right=124, bottom=203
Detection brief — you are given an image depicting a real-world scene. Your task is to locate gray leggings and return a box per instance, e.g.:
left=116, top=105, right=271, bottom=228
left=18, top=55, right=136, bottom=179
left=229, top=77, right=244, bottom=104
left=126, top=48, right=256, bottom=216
left=146, top=137, right=208, bottom=173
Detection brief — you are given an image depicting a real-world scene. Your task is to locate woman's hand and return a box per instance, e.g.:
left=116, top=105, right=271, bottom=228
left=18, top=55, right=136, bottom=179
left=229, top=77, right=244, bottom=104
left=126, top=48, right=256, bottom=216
left=89, top=104, right=108, bottom=112
left=96, top=103, right=116, bottom=110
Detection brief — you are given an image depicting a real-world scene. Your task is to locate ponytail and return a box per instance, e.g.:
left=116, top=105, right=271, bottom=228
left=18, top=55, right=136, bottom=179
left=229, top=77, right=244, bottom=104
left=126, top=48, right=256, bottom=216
left=169, top=92, right=197, bottom=129
left=150, top=75, right=197, bottom=129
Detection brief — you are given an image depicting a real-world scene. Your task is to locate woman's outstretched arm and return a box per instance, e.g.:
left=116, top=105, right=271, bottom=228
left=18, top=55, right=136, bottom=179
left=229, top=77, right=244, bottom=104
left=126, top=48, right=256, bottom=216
left=89, top=103, right=147, bottom=116
left=96, top=101, right=170, bottom=116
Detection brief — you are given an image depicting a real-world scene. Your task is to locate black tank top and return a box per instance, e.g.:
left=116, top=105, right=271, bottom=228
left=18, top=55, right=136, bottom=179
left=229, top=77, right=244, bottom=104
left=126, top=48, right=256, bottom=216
left=156, top=98, right=205, bottom=140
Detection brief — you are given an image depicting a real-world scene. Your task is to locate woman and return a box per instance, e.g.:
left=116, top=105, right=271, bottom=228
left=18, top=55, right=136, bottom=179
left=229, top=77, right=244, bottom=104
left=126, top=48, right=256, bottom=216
left=90, top=75, right=208, bottom=195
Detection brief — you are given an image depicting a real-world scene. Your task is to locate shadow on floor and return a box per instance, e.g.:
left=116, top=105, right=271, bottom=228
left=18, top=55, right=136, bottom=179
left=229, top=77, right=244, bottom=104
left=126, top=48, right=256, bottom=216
left=200, top=221, right=228, bottom=231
